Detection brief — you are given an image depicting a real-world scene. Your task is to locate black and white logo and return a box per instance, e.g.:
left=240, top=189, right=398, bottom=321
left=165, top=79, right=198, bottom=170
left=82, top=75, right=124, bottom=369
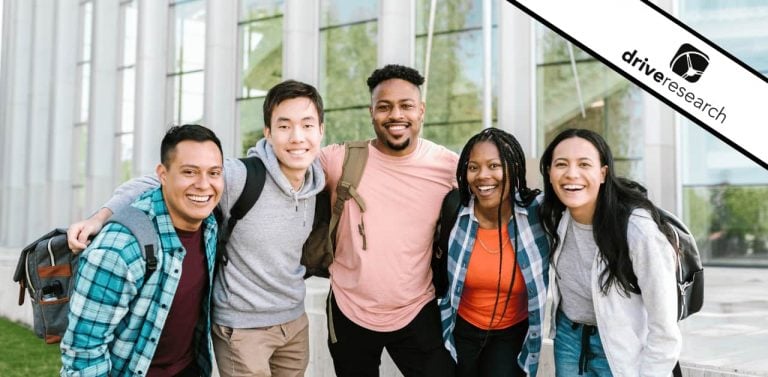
left=669, top=43, right=709, bottom=83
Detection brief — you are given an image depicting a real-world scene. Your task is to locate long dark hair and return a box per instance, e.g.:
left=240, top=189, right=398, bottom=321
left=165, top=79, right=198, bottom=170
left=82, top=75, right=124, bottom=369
left=457, top=128, right=540, bottom=327
left=539, top=128, right=673, bottom=296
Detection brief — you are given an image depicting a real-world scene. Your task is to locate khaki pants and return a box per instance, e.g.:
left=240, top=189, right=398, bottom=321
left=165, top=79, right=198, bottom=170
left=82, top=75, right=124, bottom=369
left=212, top=313, right=310, bottom=377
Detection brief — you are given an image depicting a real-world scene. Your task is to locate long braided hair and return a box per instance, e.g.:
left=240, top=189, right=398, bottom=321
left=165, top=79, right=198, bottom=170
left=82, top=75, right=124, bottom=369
left=457, top=128, right=540, bottom=328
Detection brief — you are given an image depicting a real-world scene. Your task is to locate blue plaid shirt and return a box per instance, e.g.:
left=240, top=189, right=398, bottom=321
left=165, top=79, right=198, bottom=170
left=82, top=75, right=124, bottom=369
left=437, top=193, right=550, bottom=376
left=60, top=188, right=217, bottom=377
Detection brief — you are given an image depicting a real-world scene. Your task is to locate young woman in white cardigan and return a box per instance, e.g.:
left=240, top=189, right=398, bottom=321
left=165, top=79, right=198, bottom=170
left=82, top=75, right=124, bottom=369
left=539, top=128, right=682, bottom=377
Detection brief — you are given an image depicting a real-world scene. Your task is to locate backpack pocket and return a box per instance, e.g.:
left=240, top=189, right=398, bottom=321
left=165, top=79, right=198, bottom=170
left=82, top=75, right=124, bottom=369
left=36, top=263, right=74, bottom=343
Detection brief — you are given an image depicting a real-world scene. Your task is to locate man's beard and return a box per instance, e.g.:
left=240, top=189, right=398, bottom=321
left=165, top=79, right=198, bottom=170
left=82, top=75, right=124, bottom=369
left=386, top=138, right=410, bottom=151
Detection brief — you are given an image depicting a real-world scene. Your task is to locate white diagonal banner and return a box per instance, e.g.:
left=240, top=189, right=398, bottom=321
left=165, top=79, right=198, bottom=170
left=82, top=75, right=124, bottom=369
left=507, top=0, right=768, bottom=169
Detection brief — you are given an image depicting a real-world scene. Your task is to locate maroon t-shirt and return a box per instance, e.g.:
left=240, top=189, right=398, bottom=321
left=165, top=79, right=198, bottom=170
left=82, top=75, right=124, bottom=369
left=147, top=227, right=208, bottom=377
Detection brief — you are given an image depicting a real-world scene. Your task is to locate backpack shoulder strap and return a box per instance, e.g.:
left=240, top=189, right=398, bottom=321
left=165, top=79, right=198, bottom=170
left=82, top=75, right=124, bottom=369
left=437, top=189, right=461, bottom=256
left=329, top=141, right=369, bottom=249
left=230, top=156, right=267, bottom=221
left=108, top=205, right=160, bottom=276
left=215, top=156, right=267, bottom=265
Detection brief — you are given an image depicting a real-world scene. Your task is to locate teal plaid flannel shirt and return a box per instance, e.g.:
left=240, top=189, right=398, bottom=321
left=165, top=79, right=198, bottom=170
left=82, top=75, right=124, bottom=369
left=437, top=193, right=550, bottom=377
left=60, top=188, right=217, bottom=377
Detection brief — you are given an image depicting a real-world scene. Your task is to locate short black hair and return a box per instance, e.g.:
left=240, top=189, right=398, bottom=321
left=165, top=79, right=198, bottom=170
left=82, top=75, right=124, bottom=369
left=366, top=64, right=425, bottom=93
left=263, top=80, right=324, bottom=128
left=160, top=124, right=222, bottom=166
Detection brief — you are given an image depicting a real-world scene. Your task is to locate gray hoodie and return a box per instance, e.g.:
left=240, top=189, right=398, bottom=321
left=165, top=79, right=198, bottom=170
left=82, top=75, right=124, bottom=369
left=104, top=138, right=326, bottom=327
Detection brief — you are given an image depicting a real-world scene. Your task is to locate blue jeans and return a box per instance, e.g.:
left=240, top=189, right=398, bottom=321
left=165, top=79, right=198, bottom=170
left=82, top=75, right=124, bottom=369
left=453, top=315, right=528, bottom=377
left=554, top=310, right=612, bottom=377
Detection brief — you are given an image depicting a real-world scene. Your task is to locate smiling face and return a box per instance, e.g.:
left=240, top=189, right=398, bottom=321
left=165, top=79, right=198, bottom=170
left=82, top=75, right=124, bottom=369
left=263, top=97, right=324, bottom=180
left=157, top=140, right=224, bottom=231
left=369, top=78, right=425, bottom=156
left=467, top=141, right=512, bottom=217
left=548, top=136, right=607, bottom=224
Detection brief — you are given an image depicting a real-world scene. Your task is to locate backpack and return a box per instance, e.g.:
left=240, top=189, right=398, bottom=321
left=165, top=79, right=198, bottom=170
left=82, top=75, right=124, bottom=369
left=12, top=205, right=159, bottom=344
left=217, top=141, right=369, bottom=279
left=658, top=208, right=704, bottom=321
left=303, top=141, right=369, bottom=277
left=432, top=189, right=461, bottom=298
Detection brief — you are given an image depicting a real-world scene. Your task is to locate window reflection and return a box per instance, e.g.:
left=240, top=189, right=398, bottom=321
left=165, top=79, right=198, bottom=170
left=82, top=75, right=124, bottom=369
left=168, top=0, right=205, bottom=126
left=239, top=97, right=265, bottom=156
left=414, top=0, right=497, bottom=152
left=238, top=1, right=284, bottom=155
left=319, top=0, right=378, bottom=145
left=117, top=0, right=137, bottom=184
left=535, top=25, right=644, bottom=179
left=73, top=0, right=93, bottom=219
left=170, top=1, right=206, bottom=72
left=678, top=0, right=768, bottom=265
left=169, top=71, right=205, bottom=124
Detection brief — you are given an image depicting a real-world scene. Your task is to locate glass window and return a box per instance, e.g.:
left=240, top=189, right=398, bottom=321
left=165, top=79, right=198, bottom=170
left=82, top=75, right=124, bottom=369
left=73, top=0, right=93, bottom=219
left=167, top=0, right=206, bottom=125
left=535, top=24, right=645, bottom=179
left=319, top=0, right=378, bottom=145
left=237, top=0, right=284, bottom=155
left=678, top=0, right=768, bottom=266
left=168, top=70, right=205, bottom=124
left=239, top=97, right=265, bottom=155
left=116, top=0, right=137, bottom=185
left=414, top=0, right=497, bottom=152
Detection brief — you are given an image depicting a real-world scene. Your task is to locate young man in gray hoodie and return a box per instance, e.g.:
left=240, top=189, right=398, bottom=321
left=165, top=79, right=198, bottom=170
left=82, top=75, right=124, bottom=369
left=66, top=80, right=326, bottom=377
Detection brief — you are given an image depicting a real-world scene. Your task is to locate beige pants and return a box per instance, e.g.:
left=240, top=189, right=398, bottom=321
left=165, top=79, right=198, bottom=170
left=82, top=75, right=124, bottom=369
left=212, top=313, right=310, bottom=377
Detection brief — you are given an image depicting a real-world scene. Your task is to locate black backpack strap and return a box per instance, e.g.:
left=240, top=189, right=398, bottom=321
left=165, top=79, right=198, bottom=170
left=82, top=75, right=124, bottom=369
left=217, top=156, right=266, bottom=265
left=108, top=205, right=160, bottom=278
left=437, top=189, right=461, bottom=255
left=431, top=189, right=461, bottom=297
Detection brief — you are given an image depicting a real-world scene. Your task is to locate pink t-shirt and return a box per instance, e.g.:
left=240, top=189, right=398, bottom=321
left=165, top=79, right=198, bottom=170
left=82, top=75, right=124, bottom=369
left=320, top=139, right=458, bottom=331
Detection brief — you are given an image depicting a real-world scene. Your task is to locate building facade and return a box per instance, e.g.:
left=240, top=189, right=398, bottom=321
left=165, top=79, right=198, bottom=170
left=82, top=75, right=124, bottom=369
left=1, top=0, right=767, bottom=268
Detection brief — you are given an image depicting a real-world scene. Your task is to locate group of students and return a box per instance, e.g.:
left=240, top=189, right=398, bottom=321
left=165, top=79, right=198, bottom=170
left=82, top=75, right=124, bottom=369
left=59, top=64, right=681, bottom=377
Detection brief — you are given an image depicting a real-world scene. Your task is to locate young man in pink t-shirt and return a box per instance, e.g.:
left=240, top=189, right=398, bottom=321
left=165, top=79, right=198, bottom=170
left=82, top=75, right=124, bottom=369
left=320, top=64, right=458, bottom=376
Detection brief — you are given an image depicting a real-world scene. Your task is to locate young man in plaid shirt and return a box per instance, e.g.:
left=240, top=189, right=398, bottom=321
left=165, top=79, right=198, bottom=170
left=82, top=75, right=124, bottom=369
left=60, top=124, right=224, bottom=377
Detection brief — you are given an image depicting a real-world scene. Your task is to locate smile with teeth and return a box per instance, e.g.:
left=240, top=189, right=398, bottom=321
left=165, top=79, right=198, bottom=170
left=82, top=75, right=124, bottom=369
left=477, top=185, right=497, bottom=193
left=562, top=184, right=585, bottom=191
left=385, top=123, right=409, bottom=131
left=287, top=149, right=308, bottom=156
left=187, top=194, right=212, bottom=203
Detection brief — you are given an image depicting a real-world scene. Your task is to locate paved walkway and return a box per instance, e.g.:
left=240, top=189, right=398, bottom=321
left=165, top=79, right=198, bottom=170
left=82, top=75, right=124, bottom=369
left=678, top=267, right=768, bottom=376
left=2, top=248, right=767, bottom=376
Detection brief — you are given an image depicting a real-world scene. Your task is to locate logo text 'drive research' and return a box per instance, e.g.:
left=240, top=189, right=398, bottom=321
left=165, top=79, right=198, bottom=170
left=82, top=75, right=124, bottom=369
left=622, top=46, right=726, bottom=125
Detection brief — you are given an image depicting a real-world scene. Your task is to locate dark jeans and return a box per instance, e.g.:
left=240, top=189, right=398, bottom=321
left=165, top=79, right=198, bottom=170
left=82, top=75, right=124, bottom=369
left=328, top=296, right=455, bottom=377
left=453, top=315, right=528, bottom=377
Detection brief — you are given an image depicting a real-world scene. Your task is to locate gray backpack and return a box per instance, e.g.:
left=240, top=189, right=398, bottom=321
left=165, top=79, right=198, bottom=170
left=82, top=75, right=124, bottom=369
left=13, top=205, right=159, bottom=344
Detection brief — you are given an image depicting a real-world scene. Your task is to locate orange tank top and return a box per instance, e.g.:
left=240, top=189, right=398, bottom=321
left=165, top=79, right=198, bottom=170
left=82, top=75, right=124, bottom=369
left=457, top=227, right=528, bottom=330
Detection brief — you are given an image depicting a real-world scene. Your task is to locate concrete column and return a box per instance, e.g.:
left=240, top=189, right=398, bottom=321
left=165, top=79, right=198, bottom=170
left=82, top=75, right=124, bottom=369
left=133, top=0, right=168, bottom=175
left=48, top=0, right=79, bottom=228
left=25, top=0, right=56, bottom=239
left=204, top=0, right=237, bottom=157
left=0, top=0, right=33, bottom=246
left=378, top=0, right=414, bottom=67
left=498, top=2, right=535, bottom=156
left=283, top=0, right=318, bottom=85
left=86, top=0, right=120, bottom=214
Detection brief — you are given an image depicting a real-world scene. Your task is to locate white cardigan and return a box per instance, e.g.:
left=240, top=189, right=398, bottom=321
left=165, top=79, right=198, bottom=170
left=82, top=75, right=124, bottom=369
left=547, top=209, right=682, bottom=377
